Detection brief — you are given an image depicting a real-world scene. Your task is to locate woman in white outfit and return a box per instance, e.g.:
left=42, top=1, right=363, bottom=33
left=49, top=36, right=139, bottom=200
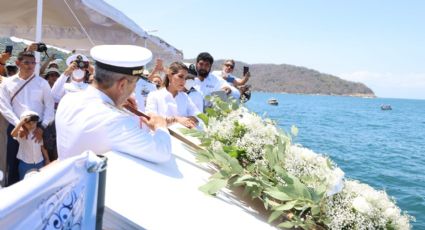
left=146, top=62, right=200, bottom=128
left=51, top=54, right=91, bottom=104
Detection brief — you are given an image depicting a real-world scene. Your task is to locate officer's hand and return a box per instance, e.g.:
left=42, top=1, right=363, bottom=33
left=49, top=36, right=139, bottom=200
left=32, top=127, right=44, bottom=143
left=141, top=114, right=167, bottom=131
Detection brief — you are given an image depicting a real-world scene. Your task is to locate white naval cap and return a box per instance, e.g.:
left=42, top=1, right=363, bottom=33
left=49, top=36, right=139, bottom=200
left=66, top=53, right=89, bottom=66
left=90, top=45, right=152, bottom=76
left=20, top=111, right=39, bottom=120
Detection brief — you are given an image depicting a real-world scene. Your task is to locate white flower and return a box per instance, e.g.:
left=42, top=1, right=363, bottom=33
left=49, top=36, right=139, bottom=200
left=384, top=207, right=398, bottom=219
left=352, top=196, right=372, bottom=214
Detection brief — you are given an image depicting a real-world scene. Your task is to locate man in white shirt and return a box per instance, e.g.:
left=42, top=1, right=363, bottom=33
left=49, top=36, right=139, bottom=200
left=192, top=52, right=240, bottom=100
left=211, top=59, right=251, bottom=87
left=56, top=45, right=172, bottom=163
left=0, top=51, right=55, bottom=186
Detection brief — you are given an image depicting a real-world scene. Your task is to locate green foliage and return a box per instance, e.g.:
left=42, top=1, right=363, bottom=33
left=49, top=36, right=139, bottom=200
left=187, top=98, right=331, bottom=229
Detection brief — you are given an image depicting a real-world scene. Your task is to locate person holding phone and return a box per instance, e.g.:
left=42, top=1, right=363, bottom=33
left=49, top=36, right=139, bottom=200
left=0, top=46, right=13, bottom=77
left=212, top=59, right=251, bottom=87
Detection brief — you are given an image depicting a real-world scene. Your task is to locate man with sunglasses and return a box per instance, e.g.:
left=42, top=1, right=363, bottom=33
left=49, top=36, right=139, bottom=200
left=55, top=45, right=171, bottom=163
left=0, top=51, right=55, bottom=186
left=212, top=59, right=251, bottom=87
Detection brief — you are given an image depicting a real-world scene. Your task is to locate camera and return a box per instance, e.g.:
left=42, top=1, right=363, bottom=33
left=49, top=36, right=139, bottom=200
left=188, top=63, right=197, bottom=76
left=36, top=43, right=48, bottom=53
left=28, top=115, right=40, bottom=122
left=75, top=55, right=89, bottom=69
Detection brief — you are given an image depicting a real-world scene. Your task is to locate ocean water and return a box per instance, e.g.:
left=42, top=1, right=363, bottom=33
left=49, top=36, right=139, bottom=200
left=245, top=92, right=425, bottom=229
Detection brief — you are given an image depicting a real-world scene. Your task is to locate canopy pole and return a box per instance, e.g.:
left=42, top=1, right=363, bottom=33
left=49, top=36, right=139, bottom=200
left=35, top=0, right=43, bottom=74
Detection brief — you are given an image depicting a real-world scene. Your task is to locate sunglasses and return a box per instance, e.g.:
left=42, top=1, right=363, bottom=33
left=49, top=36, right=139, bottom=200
left=224, top=63, right=234, bottom=69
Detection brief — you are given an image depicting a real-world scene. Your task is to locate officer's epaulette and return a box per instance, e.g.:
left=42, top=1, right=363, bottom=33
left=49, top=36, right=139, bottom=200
left=140, top=76, right=152, bottom=84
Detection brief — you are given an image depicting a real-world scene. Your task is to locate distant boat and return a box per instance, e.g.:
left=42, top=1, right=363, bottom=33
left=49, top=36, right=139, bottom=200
left=268, top=98, right=278, bottom=105
left=381, top=104, right=392, bottom=110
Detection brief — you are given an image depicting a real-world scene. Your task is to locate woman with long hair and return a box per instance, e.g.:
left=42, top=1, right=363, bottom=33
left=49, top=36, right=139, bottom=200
left=146, top=62, right=200, bottom=128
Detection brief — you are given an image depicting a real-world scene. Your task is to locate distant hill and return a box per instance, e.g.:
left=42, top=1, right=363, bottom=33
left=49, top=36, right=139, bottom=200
left=1, top=36, right=374, bottom=97
left=185, top=59, right=375, bottom=97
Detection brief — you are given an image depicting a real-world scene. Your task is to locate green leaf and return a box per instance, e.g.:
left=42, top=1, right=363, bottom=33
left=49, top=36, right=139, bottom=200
left=277, top=221, right=294, bottom=228
left=205, top=108, right=217, bottom=117
left=211, top=170, right=230, bottom=179
left=282, top=174, right=312, bottom=200
left=311, top=205, right=320, bottom=216
left=197, top=113, right=209, bottom=126
left=268, top=210, right=283, bottom=223
left=274, top=200, right=297, bottom=211
left=199, top=178, right=228, bottom=195
left=264, top=189, right=292, bottom=201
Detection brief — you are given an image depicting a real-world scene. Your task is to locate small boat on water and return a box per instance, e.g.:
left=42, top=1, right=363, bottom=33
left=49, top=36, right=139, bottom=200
left=268, top=98, right=278, bottom=105
left=381, top=104, right=392, bottom=110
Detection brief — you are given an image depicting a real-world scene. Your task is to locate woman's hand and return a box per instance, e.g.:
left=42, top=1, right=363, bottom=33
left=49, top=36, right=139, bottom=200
left=176, top=116, right=197, bottom=129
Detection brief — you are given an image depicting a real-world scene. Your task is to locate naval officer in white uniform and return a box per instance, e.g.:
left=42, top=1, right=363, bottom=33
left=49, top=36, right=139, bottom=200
left=134, top=72, right=157, bottom=112
left=55, top=45, right=171, bottom=163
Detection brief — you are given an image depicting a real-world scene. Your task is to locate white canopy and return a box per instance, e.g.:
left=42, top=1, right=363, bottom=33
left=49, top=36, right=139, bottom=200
left=0, top=0, right=183, bottom=60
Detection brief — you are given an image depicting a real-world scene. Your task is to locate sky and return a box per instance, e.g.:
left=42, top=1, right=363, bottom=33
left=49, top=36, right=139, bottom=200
left=105, top=0, right=425, bottom=100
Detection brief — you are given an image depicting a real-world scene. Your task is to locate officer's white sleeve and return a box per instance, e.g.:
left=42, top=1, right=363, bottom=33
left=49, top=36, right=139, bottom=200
left=108, top=115, right=171, bottom=163
left=41, top=80, right=55, bottom=128
left=0, top=84, right=20, bottom=126
left=145, top=92, right=158, bottom=115
left=51, top=73, right=68, bottom=103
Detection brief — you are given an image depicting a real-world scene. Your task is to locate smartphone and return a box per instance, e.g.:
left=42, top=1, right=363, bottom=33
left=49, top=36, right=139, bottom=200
left=5, top=45, right=13, bottom=54
left=243, top=66, right=249, bottom=75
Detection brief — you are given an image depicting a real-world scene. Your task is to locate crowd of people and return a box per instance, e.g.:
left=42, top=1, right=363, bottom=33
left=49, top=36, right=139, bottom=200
left=0, top=43, right=252, bottom=187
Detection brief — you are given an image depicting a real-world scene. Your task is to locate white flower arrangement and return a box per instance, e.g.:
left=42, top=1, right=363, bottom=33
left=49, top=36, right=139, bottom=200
left=285, top=145, right=345, bottom=196
left=324, top=180, right=413, bottom=229
left=185, top=97, right=413, bottom=229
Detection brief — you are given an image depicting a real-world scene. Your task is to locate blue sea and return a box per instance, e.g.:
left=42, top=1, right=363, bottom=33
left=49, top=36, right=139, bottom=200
left=245, top=92, right=425, bottom=229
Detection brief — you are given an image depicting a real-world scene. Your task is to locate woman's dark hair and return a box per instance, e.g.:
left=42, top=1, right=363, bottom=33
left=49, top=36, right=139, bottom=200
left=196, top=52, right=214, bottom=65
left=164, top=62, right=188, bottom=87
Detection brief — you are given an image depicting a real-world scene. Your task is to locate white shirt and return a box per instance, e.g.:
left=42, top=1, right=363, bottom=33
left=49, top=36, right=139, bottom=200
left=211, top=70, right=239, bottom=85
left=193, top=73, right=240, bottom=99
left=134, top=78, right=157, bottom=112
left=211, top=71, right=241, bottom=99
left=187, top=88, right=204, bottom=113
left=146, top=88, right=200, bottom=117
left=0, top=73, right=55, bottom=127
left=51, top=73, right=89, bottom=103
left=55, top=86, right=171, bottom=163
left=16, top=132, right=44, bottom=164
